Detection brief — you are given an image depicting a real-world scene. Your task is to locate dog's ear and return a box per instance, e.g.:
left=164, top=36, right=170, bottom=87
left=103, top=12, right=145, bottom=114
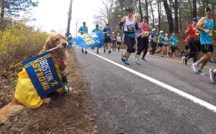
left=44, top=37, right=55, bottom=50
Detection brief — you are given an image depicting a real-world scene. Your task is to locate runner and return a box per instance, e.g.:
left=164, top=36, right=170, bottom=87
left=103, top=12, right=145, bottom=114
left=92, top=24, right=101, bottom=54
left=78, top=22, right=88, bottom=54
left=180, top=35, right=190, bottom=57
left=117, top=33, right=122, bottom=51
left=119, top=7, right=137, bottom=65
left=141, top=16, right=150, bottom=62
left=168, top=33, right=177, bottom=57
left=164, top=33, right=169, bottom=56
left=103, top=24, right=112, bottom=53
left=192, top=7, right=214, bottom=75
left=111, top=32, right=117, bottom=51
left=149, top=29, right=157, bottom=57
left=134, top=13, right=144, bottom=65
left=183, top=17, right=200, bottom=65
left=156, top=31, right=164, bottom=57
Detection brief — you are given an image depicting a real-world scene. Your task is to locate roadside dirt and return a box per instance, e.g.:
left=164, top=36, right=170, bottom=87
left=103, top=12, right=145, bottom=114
left=0, top=49, right=97, bottom=134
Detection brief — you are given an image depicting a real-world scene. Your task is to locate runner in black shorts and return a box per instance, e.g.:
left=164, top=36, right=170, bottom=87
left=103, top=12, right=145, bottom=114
left=103, top=24, right=112, bottom=53
left=156, top=30, right=164, bottom=57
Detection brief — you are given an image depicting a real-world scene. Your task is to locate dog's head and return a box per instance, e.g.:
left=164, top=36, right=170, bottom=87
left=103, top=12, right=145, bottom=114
left=42, top=33, right=69, bottom=62
left=44, top=33, right=68, bottom=50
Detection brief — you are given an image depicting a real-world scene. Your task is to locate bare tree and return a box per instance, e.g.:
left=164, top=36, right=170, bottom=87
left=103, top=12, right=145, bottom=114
left=163, top=0, right=173, bottom=33
left=93, top=0, right=115, bottom=27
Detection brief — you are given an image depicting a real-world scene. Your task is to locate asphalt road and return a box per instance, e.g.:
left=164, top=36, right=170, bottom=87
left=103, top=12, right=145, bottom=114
left=75, top=47, right=216, bottom=134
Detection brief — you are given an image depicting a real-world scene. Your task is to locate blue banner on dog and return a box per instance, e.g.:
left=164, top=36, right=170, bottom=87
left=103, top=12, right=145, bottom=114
left=72, top=32, right=105, bottom=48
left=23, top=51, right=63, bottom=99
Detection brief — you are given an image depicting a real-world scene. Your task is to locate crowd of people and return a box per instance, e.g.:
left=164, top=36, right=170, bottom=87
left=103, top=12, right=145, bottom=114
left=74, top=6, right=216, bottom=83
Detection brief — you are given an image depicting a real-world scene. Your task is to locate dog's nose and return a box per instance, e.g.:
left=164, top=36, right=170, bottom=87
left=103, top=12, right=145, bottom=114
left=62, top=42, right=68, bottom=48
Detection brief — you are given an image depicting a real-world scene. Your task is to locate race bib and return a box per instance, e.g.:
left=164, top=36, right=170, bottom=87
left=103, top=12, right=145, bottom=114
left=83, top=31, right=87, bottom=34
left=107, top=33, right=110, bottom=36
left=195, top=30, right=200, bottom=36
left=153, top=38, right=156, bottom=42
left=144, top=31, right=149, bottom=36
left=209, top=30, right=213, bottom=36
left=172, top=42, right=175, bottom=45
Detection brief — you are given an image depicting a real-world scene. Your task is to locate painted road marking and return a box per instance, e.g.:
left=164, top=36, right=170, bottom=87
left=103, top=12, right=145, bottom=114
left=87, top=50, right=216, bottom=113
left=152, top=55, right=213, bottom=69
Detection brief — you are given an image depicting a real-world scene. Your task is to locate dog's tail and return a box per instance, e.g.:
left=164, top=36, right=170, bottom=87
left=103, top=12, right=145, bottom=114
left=0, top=99, right=24, bottom=124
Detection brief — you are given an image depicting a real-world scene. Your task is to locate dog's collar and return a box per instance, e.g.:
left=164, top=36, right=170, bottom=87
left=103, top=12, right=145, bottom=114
left=52, top=54, right=67, bottom=68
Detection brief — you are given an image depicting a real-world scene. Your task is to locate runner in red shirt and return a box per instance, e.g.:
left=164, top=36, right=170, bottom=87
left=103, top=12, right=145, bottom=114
left=180, top=35, right=190, bottom=57
left=140, top=16, right=150, bottom=62
left=182, top=17, right=201, bottom=65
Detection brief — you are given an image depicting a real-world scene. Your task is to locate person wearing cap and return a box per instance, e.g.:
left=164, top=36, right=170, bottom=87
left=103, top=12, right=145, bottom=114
left=78, top=22, right=88, bottom=54
left=156, top=30, right=165, bottom=57
left=140, top=15, right=149, bottom=62
left=164, top=33, right=169, bottom=56
left=92, top=24, right=101, bottom=54
left=182, top=17, right=200, bottom=65
left=168, top=33, right=177, bottom=57
left=116, top=33, right=122, bottom=51
left=103, top=24, right=112, bottom=54
left=111, top=32, right=117, bottom=51
left=149, top=29, right=157, bottom=57
left=192, top=7, right=215, bottom=76
left=118, top=7, right=137, bottom=65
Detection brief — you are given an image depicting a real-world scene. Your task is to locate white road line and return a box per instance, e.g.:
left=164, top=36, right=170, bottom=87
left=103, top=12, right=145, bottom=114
left=87, top=50, right=216, bottom=113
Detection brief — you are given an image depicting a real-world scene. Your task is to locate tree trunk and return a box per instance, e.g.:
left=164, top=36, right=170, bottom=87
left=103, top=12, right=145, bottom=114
left=179, top=3, right=183, bottom=33
left=138, top=0, right=143, bottom=20
left=174, top=0, right=178, bottom=33
left=0, top=0, right=5, bottom=30
left=145, top=0, right=149, bottom=24
left=150, top=0, right=154, bottom=28
left=163, top=0, right=173, bottom=33
left=192, top=0, right=197, bottom=17
left=158, top=1, right=161, bottom=31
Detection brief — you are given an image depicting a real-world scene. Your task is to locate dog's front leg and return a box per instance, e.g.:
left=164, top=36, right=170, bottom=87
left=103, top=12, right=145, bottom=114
left=42, top=98, right=51, bottom=104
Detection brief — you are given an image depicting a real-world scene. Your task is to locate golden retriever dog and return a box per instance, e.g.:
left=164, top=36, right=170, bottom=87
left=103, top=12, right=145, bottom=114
left=0, top=33, right=69, bottom=124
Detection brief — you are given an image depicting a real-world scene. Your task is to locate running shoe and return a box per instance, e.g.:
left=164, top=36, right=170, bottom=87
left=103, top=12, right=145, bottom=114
left=82, top=48, right=84, bottom=53
left=209, top=69, right=216, bottom=82
left=141, top=58, right=147, bottom=62
left=192, top=63, right=199, bottom=73
left=108, top=50, right=111, bottom=54
left=85, top=50, right=87, bottom=54
left=135, top=60, right=140, bottom=65
left=161, top=55, right=164, bottom=58
left=148, top=52, right=150, bottom=55
left=125, top=61, right=130, bottom=65
left=104, top=49, right=106, bottom=53
left=173, top=55, right=176, bottom=57
left=121, top=54, right=126, bottom=62
left=96, top=50, right=99, bottom=54
left=198, top=70, right=207, bottom=76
